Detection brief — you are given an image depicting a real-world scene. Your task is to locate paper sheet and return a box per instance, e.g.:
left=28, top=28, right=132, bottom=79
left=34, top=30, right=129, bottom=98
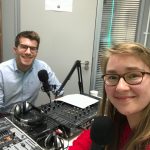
left=45, top=0, right=73, bottom=12
left=57, top=94, right=99, bottom=108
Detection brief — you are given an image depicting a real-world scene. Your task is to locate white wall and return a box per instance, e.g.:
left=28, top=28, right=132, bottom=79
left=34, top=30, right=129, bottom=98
left=2, top=0, right=17, bottom=60
left=2, top=0, right=98, bottom=106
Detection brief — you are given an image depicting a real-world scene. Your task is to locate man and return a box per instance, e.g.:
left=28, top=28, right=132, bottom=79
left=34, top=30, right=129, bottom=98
left=0, top=31, right=63, bottom=112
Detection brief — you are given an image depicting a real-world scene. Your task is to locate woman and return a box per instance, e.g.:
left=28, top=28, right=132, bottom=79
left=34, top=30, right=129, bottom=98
left=68, top=42, right=150, bottom=150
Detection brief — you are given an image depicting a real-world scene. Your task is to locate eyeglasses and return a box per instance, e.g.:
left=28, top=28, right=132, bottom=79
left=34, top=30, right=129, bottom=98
left=18, top=44, right=38, bottom=53
left=101, top=71, right=150, bottom=86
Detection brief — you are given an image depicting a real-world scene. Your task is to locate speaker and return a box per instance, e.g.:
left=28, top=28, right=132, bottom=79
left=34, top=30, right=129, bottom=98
left=13, top=101, right=45, bottom=126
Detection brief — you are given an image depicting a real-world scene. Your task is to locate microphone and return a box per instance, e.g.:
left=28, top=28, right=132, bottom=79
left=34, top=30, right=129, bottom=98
left=90, top=116, right=115, bottom=150
left=38, top=69, right=51, bottom=102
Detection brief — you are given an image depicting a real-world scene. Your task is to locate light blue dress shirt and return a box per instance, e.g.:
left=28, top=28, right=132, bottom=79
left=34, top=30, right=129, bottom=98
left=0, top=59, right=63, bottom=112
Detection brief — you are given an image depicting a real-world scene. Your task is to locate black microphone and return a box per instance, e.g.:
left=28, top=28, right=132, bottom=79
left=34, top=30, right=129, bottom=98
left=90, top=116, right=115, bottom=150
left=38, top=69, right=51, bottom=102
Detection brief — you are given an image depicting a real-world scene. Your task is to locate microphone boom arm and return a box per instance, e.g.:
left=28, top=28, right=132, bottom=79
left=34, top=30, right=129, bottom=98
left=56, top=60, right=84, bottom=96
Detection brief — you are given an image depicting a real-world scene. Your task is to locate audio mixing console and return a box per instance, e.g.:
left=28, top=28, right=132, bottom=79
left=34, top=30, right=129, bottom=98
left=0, top=94, right=99, bottom=149
left=40, top=99, right=98, bottom=138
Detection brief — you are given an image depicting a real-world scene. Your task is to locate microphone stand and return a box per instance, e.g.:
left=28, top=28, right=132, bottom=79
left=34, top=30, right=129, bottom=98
left=56, top=60, right=84, bottom=96
left=41, top=85, right=52, bottom=104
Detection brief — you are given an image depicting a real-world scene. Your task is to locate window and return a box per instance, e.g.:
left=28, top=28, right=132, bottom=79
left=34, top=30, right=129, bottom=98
left=91, top=0, right=141, bottom=97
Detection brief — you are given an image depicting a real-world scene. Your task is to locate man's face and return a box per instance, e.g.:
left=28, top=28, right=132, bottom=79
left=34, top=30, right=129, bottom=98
left=13, top=37, right=38, bottom=71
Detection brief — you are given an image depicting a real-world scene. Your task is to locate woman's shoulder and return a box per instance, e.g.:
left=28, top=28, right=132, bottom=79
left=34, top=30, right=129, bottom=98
left=68, top=129, right=92, bottom=150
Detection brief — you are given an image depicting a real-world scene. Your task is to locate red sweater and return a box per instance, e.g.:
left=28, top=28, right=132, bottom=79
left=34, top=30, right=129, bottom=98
left=119, top=122, right=150, bottom=150
left=118, top=122, right=132, bottom=150
left=68, top=130, right=92, bottom=150
left=68, top=124, right=150, bottom=150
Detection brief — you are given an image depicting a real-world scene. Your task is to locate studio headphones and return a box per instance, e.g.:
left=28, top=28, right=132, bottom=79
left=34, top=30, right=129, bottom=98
left=14, top=101, right=31, bottom=115
left=44, top=130, right=65, bottom=150
left=13, top=101, right=45, bottom=126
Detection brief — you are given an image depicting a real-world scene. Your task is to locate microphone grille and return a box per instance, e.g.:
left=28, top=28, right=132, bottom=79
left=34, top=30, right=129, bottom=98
left=38, top=69, right=49, bottom=82
left=90, top=116, right=115, bottom=145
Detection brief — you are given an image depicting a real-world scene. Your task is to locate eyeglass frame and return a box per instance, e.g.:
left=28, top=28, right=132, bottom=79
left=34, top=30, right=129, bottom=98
left=101, top=71, right=150, bottom=86
left=18, top=44, right=38, bottom=53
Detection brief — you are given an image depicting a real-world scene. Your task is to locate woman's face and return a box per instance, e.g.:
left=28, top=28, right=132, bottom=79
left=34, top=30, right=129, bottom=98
left=105, top=54, right=150, bottom=117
